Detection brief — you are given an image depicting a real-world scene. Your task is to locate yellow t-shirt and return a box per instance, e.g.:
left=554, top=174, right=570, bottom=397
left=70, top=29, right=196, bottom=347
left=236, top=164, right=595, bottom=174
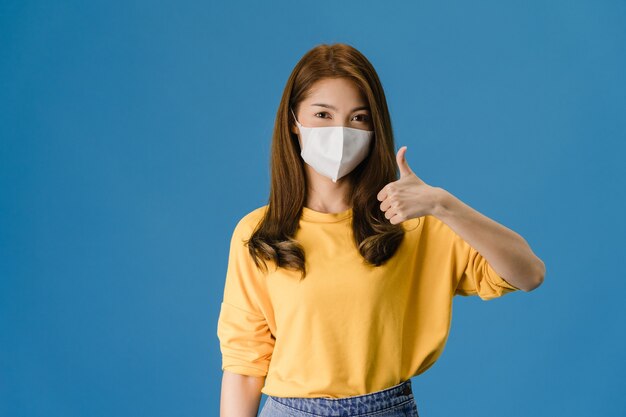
left=216, top=204, right=520, bottom=398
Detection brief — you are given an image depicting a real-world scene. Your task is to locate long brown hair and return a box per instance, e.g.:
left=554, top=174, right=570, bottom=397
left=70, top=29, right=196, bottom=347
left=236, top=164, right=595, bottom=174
left=247, top=42, right=406, bottom=279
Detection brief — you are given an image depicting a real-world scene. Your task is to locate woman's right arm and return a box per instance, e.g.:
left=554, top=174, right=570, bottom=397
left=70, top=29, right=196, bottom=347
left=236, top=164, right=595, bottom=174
left=220, top=370, right=265, bottom=417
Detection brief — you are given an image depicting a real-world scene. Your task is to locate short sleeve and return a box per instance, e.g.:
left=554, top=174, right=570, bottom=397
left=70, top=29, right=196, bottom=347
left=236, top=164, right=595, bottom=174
left=428, top=214, right=521, bottom=301
left=454, top=240, right=521, bottom=301
left=216, top=216, right=275, bottom=377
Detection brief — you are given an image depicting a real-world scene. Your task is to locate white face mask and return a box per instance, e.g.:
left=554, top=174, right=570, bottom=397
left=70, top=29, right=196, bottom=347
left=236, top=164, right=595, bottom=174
left=291, top=108, right=374, bottom=183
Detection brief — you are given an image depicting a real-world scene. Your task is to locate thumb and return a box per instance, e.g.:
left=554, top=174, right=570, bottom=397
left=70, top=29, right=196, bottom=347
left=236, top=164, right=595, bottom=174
left=396, top=146, right=414, bottom=178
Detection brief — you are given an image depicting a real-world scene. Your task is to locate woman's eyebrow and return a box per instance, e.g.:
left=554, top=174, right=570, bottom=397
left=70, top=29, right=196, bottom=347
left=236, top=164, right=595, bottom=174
left=311, top=103, right=370, bottom=112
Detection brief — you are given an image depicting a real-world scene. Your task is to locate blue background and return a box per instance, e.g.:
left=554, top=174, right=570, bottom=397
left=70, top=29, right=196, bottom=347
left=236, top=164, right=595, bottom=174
left=1, top=1, right=624, bottom=416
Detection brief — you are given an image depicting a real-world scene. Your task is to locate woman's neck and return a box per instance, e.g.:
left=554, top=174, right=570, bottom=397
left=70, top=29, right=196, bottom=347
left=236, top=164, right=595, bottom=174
left=304, top=168, right=352, bottom=213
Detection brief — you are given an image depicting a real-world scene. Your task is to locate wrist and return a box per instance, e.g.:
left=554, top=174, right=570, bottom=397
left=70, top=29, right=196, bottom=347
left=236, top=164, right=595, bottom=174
left=432, top=187, right=455, bottom=220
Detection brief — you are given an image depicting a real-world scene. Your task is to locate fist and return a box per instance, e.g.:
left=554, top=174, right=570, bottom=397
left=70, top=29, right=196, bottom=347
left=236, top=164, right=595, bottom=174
left=376, top=146, right=441, bottom=224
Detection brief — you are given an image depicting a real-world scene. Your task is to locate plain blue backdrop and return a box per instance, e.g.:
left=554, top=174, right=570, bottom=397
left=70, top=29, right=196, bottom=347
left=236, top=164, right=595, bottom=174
left=1, top=1, right=624, bottom=416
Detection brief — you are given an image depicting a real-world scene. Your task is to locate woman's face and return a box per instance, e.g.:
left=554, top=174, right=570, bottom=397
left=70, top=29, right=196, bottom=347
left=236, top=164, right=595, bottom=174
left=291, top=77, right=373, bottom=144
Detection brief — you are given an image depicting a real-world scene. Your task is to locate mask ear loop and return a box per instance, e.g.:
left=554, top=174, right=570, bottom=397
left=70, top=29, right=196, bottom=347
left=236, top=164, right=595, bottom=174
left=290, top=107, right=300, bottom=126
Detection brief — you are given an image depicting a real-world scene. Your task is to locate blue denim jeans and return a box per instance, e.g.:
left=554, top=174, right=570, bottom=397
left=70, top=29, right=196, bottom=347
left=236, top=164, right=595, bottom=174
left=258, top=379, right=420, bottom=416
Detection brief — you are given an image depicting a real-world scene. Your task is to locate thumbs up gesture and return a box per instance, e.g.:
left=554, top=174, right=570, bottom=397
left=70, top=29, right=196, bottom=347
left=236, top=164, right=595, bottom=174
left=376, top=146, right=442, bottom=224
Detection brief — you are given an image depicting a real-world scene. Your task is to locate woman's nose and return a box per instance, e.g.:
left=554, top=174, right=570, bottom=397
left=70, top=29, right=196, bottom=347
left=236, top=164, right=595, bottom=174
left=331, top=116, right=353, bottom=126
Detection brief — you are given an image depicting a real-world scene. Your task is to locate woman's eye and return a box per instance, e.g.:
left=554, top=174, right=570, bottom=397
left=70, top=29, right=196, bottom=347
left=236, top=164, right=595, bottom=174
left=313, top=112, right=370, bottom=122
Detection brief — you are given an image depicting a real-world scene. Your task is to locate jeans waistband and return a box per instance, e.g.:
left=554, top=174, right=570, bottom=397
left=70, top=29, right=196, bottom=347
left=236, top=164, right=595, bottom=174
left=269, top=379, right=414, bottom=415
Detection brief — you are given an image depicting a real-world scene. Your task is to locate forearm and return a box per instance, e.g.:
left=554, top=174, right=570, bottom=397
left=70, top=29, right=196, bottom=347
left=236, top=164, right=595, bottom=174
left=220, top=370, right=265, bottom=417
left=432, top=188, right=545, bottom=291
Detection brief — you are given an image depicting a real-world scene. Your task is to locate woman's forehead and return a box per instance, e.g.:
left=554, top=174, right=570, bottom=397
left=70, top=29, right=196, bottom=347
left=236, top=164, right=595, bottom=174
left=302, top=79, right=367, bottom=108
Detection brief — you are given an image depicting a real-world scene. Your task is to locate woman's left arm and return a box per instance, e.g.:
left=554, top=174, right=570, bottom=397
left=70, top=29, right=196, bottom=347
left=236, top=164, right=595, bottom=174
left=378, top=146, right=545, bottom=292
left=432, top=188, right=545, bottom=292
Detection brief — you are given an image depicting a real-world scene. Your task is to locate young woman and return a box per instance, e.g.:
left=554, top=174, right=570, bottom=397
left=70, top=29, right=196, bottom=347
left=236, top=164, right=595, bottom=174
left=217, top=43, right=545, bottom=417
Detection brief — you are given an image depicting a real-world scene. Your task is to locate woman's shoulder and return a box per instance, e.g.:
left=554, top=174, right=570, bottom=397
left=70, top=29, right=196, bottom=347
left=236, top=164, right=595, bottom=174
left=417, top=214, right=464, bottom=246
left=402, top=214, right=454, bottom=240
left=232, top=204, right=269, bottom=236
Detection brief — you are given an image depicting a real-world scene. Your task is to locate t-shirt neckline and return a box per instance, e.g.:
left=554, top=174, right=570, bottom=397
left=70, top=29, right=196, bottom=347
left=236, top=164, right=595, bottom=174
left=301, top=206, right=353, bottom=223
